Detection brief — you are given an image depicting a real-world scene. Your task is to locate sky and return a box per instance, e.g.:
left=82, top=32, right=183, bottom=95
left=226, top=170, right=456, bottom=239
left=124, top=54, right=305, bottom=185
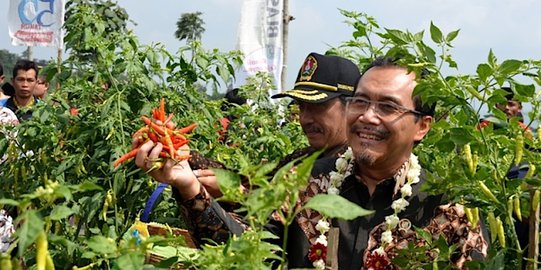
left=1, top=0, right=541, bottom=122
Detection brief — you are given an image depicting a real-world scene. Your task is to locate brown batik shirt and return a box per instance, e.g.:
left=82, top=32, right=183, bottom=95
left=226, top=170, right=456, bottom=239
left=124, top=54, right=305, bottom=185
left=176, top=153, right=488, bottom=269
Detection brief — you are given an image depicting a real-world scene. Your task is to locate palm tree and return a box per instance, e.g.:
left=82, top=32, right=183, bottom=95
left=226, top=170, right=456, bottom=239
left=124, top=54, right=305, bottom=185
left=174, top=12, right=206, bottom=42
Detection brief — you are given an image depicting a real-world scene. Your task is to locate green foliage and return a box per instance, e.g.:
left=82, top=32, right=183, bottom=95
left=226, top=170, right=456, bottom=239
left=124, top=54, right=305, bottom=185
left=304, top=194, right=374, bottom=220
left=1, top=3, right=541, bottom=269
left=174, top=12, right=206, bottom=42
left=333, top=8, right=541, bottom=268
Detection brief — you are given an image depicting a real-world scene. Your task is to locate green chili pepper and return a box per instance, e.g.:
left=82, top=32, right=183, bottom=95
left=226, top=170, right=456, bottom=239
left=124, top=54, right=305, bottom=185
left=479, top=181, right=498, bottom=203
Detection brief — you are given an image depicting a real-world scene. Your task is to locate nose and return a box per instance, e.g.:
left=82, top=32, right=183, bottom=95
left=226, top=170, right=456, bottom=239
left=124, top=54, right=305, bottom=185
left=358, top=104, right=381, bottom=125
left=299, top=108, right=313, bottom=126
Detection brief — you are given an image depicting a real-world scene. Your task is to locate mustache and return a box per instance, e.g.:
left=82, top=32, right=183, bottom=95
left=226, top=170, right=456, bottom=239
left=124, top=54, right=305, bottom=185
left=350, top=124, right=390, bottom=138
left=303, top=124, right=323, bottom=134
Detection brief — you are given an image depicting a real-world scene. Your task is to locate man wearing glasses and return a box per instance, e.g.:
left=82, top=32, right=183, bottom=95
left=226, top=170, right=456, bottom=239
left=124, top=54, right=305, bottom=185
left=133, top=57, right=488, bottom=269
left=0, top=60, right=40, bottom=121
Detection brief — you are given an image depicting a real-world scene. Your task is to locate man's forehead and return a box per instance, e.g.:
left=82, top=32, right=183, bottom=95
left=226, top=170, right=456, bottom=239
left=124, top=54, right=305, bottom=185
left=15, top=69, right=37, bottom=77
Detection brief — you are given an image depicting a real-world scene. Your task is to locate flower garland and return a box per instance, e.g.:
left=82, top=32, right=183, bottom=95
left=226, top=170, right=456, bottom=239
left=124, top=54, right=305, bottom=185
left=308, top=147, right=354, bottom=270
left=307, top=148, right=422, bottom=270
left=365, top=153, right=421, bottom=270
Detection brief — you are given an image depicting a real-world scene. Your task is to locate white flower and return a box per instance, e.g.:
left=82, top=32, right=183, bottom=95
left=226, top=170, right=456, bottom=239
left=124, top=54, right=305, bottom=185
left=381, top=230, right=393, bottom=244
left=385, top=215, right=399, bottom=230
left=329, top=171, right=343, bottom=183
left=407, top=154, right=421, bottom=184
left=327, top=186, right=339, bottom=195
left=406, top=167, right=420, bottom=181
left=391, top=198, right=409, bottom=212
left=313, top=259, right=326, bottom=270
left=373, top=246, right=386, bottom=255
left=316, top=219, right=330, bottom=234
left=335, top=157, right=348, bottom=172
left=315, top=234, right=328, bottom=246
left=409, top=153, right=419, bottom=166
left=343, top=147, right=353, bottom=160
left=400, top=183, right=412, bottom=197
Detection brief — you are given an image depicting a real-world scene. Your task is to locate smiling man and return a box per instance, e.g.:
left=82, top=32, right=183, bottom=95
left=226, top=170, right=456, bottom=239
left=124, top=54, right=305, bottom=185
left=330, top=58, right=487, bottom=268
left=1, top=60, right=40, bottom=121
left=133, top=57, right=489, bottom=269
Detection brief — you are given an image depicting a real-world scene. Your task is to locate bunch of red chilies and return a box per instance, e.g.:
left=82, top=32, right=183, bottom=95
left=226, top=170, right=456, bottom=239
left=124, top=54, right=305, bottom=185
left=114, top=98, right=196, bottom=168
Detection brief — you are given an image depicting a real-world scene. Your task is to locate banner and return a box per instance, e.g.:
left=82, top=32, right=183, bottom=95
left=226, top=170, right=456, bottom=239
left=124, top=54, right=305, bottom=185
left=236, top=0, right=283, bottom=96
left=8, top=0, right=65, bottom=48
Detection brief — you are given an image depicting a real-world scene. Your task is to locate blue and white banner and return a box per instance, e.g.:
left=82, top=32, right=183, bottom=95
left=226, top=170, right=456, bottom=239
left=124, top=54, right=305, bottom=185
left=8, top=0, right=65, bottom=48
left=236, top=0, right=283, bottom=96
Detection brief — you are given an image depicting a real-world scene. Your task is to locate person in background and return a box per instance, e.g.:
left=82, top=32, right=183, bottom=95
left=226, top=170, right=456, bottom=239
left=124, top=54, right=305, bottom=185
left=34, top=74, right=49, bottom=100
left=218, top=87, right=247, bottom=142
left=479, top=86, right=531, bottom=132
left=0, top=60, right=40, bottom=121
left=0, top=63, right=8, bottom=100
left=271, top=53, right=361, bottom=160
left=195, top=53, right=361, bottom=198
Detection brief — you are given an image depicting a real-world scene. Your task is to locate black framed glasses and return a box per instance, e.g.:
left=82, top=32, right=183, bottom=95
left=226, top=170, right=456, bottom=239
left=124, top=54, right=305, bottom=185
left=346, top=96, right=423, bottom=120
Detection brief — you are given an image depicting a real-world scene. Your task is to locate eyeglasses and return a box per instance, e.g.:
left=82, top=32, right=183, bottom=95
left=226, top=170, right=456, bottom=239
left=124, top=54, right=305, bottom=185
left=14, top=77, right=36, bottom=83
left=346, top=96, right=423, bottom=120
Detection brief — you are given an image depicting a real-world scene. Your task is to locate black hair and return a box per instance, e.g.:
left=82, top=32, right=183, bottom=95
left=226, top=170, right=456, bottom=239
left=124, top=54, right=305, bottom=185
left=2, top=83, right=15, bottom=96
left=224, top=88, right=246, bottom=106
left=0, top=63, right=3, bottom=76
left=12, top=59, right=39, bottom=78
left=361, top=57, right=436, bottom=117
left=501, top=86, right=516, bottom=101
left=221, top=88, right=247, bottom=112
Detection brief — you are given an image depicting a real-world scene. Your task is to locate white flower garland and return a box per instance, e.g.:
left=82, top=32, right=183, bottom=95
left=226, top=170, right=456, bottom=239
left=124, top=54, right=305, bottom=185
left=310, top=148, right=421, bottom=269
left=310, top=147, right=354, bottom=269
left=372, top=153, right=421, bottom=256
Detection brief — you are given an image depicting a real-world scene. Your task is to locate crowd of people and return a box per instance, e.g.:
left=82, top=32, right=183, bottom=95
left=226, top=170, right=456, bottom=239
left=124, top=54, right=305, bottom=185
left=0, top=53, right=536, bottom=269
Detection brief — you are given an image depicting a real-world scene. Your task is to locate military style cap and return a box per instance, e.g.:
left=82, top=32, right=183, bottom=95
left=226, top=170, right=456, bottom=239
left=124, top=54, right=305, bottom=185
left=272, top=52, right=360, bottom=103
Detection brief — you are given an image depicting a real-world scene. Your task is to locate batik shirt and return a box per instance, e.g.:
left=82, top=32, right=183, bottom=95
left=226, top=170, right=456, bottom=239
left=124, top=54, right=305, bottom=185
left=176, top=155, right=488, bottom=269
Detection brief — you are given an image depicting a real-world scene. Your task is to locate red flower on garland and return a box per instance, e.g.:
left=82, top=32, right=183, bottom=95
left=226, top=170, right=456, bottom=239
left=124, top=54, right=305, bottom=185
left=364, top=250, right=391, bottom=270
left=308, top=242, right=327, bottom=263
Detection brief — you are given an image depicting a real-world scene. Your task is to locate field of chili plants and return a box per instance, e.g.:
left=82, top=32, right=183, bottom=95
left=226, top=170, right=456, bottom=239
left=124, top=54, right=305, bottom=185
left=1, top=2, right=541, bottom=270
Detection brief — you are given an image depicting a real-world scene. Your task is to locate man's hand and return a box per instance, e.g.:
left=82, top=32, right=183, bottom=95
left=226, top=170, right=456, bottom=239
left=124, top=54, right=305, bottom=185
left=135, top=140, right=200, bottom=200
left=194, top=169, right=222, bottom=198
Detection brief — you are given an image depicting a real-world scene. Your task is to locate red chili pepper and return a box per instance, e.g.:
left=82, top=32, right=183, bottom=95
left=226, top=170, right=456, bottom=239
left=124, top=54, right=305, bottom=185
left=141, top=116, right=167, bottom=136
left=113, top=148, right=140, bottom=167
left=176, top=123, right=197, bottom=134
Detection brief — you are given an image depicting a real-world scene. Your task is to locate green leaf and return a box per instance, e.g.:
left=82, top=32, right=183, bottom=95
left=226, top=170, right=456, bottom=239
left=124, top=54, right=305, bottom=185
left=304, top=194, right=374, bottom=220
left=0, top=198, right=19, bottom=207
left=476, top=63, right=493, bottom=82
left=87, top=235, right=118, bottom=255
left=15, top=210, right=44, bottom=257
left=429, top=21, right=444, bottom=43
left=384, top=28, right=409, bottom=45
left=291, top=150, right=322, bottom=187
left=498, top=59, right=522, bottom=75
left=50, top=205, right=75, bottom=220
left=113, top=252, right=145, bottom=270
left=446, top=29, right=460, bottom=43
left=213, top=168, right=243, bottom=202
left=487, top=49, right=497, bottom=67
left=76, top=181, right=104, bottom=192
left=449, top=128, right=476, bottom=145
left=514, top=83, right=536, bottom=97
left=254, top=162, right=278, bottom=179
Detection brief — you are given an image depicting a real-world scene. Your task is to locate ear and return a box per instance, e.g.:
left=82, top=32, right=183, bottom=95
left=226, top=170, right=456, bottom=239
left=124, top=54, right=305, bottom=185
left=413, top=115, right=432, bottom=141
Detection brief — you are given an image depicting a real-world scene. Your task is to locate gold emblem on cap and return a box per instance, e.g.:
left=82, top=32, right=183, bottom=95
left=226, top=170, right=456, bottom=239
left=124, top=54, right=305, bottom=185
left=299, top=55, right=318, bottom=82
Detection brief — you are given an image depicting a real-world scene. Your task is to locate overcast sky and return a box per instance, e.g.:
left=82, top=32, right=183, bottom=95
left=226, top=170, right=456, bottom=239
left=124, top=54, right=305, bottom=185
left=4, top=0, right=541, bottom=82
left=2, top=0, right=541, bottom=91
